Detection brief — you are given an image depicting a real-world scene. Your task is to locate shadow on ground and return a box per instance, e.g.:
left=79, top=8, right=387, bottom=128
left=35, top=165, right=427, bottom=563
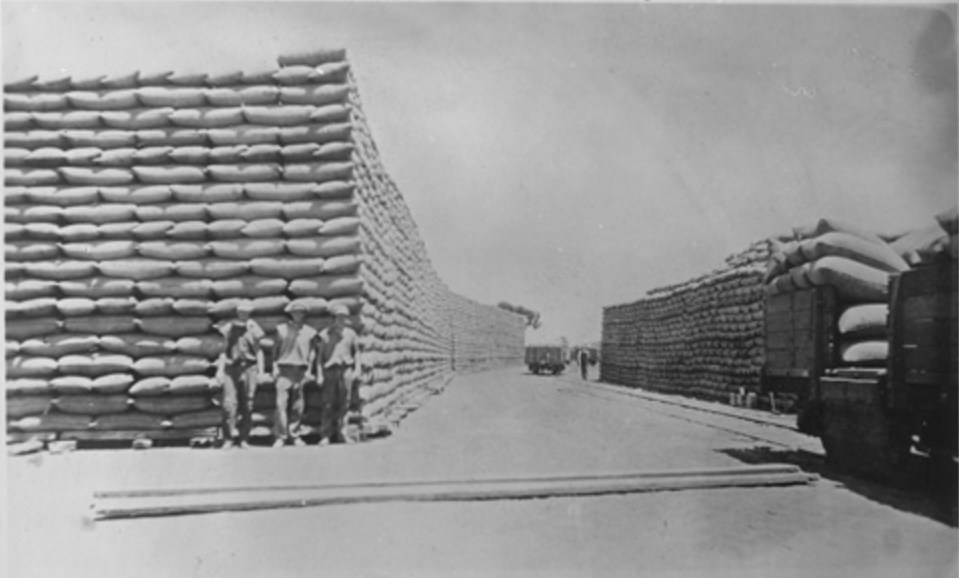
left=720, top=446, right=958, bottom=527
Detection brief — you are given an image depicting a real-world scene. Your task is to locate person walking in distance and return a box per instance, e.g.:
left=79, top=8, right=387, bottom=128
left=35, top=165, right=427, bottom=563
left=216, top=300, right=266, bottom=449
left=270, top=301, right=316, bottom=448
left=316, top=304, right=362, bottom=445
left=578, top=348, right=590, bottom=381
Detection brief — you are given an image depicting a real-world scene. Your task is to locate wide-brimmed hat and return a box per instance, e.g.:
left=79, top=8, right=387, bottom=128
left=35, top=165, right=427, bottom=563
left=236, top=300, right=254, bottom=314
left=284, top=301, right=309, bottom=314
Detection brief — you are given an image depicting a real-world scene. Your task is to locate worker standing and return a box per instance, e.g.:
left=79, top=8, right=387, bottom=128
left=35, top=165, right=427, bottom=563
left=315, top=303, right=362, bottom=445
left=215, top=300, right=265, bottom=449
left=578, top=348, right=589, bottom=381
left=270, top=301, right=316, bottom=448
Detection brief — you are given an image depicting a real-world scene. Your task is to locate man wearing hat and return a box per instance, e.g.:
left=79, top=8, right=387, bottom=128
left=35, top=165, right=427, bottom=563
left=215, top=300, right=266, bottom=449
left=315, top=303, right=362, bottom=444
left=270, top=300, right=317, bottom=447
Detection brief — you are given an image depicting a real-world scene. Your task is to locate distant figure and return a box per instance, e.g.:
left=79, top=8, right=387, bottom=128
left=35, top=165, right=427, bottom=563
left=216, top=300, right=265, bottom=449
left=315, top=304, right=362, bottom=445
left=271, top=301, right=317, bottom=448
left=578, top=348, right=589, bottom=380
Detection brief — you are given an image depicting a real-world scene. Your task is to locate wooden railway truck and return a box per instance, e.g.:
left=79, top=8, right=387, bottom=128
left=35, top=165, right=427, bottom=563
left=763, top=261, right=957, bottom=481
left=525, top=345, right=568, bottom=375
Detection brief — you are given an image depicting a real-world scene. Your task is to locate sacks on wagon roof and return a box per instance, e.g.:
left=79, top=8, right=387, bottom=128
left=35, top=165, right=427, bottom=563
left=890, top=221, right=950, bottom=266
left=99, top=333, right=176, bottom=358
left=134, top=355, right=211, bottom=377
left=61, top=240, right=137, bottom=261
left=64, top=315, right=138, bottom=335
left=5, top=318, right=61, bottom=341
left=137, top=316, right=212, bottom=338
left=58, top=276, right=136, bottom=298
left=803, top=256, right=891, bottom=302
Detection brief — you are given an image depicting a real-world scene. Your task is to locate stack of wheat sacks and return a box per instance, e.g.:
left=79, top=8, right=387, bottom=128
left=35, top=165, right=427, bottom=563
left=4, top=49, right=526, bottom=443
left=600, top=241, right=771, bottom=400
left=763, top=212, right=958, bottom=367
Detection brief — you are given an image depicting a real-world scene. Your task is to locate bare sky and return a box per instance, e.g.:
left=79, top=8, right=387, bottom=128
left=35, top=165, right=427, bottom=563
left=3, top=1, right=957, bottom=344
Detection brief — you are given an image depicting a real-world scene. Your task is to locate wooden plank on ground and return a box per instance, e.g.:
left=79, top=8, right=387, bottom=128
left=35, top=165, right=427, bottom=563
left=93, top=465, right=818, bottom=520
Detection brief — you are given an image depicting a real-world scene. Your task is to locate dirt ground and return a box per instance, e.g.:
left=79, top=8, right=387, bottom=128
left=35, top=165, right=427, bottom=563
left=5, top=367, right=957, bottom=578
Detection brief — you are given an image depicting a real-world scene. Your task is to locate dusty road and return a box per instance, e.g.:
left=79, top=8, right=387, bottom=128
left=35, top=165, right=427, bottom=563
left=6, top=367, right=957, bottom=578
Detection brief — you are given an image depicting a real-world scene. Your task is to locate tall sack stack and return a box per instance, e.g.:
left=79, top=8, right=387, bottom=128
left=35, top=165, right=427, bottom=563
left=600, top=241, right=771, bottom=401
left=4, top=50, right=526, bottom=444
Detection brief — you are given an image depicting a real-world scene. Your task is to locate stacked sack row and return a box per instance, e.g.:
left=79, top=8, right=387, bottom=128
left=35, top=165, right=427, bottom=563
left=762, top=210, right=957, bottom=367
left=600, top=241, right=771, bottom=400
left=348, top=83, right=525, bottom=418
left=5, top=49, right=527, bottom=443
left=447, top=292, right=526, bottom=372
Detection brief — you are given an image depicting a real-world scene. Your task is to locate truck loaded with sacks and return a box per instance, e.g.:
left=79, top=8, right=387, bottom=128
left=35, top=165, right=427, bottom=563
left=601, top=207, right=957, bottom=485
left=4, top=49, right=526, bottom=446
left=762, top=211, right=958, bottom=482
